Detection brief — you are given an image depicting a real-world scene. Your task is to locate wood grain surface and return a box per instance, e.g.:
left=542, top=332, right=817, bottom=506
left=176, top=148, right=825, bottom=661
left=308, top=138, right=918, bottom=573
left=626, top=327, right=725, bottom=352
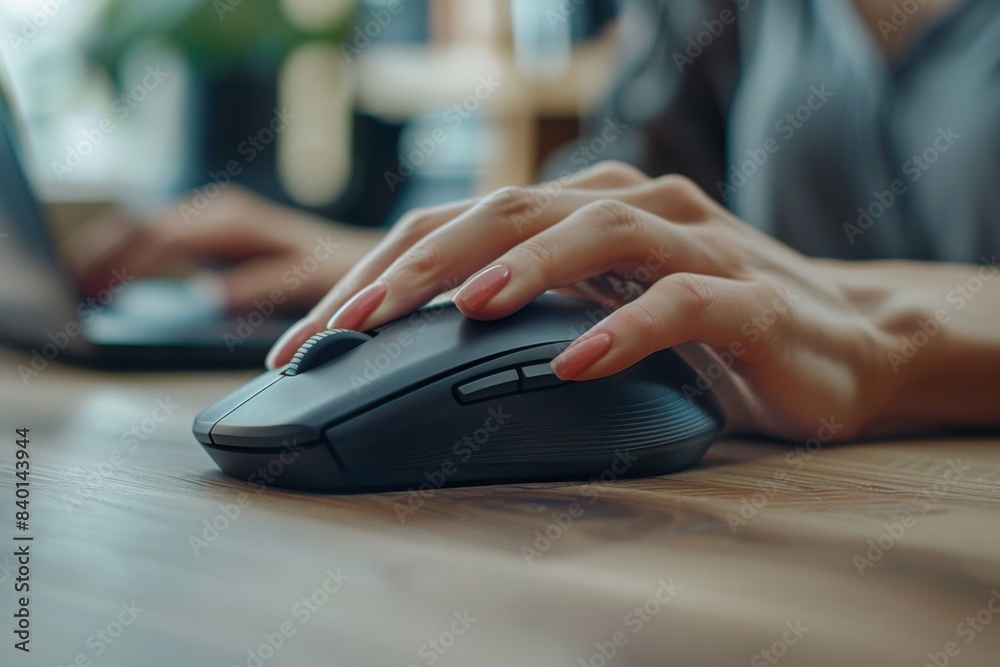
left=1, top=349, right=998, bottom=667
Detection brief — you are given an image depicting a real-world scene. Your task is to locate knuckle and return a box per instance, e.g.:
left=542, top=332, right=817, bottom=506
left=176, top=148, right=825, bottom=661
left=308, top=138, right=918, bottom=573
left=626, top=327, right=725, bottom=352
left=580, top=160, right=647, bottom=186
left=481, top=186, right=532, bottom=218
left=585, top=199, right=644, bottom=238
left=650, top=174, right=712, bottom=221
left=655, top=173, right=699, bottom=198
left=615, top=300, right=662, bottom=338
left=665, top=272, right=715, bottom=316
left=513, top=238, right=558, bottom=269
left=394, top=207, right=436, bottom=241
left=395, top=242, right=443, bottom=281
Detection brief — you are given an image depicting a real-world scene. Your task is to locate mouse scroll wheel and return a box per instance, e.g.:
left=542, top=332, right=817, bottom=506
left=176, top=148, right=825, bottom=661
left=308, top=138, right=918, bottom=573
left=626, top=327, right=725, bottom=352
left=282, top=329, right=372, bottom=376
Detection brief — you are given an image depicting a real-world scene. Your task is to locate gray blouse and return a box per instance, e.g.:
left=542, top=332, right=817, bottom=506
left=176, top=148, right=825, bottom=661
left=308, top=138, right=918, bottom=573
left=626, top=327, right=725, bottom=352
left=590, top=0, right=1000, bottom=261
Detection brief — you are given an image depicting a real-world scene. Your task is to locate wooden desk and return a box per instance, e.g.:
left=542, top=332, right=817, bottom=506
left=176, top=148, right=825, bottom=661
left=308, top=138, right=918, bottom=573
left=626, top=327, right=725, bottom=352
left=1, top=350, right=998, bottom=666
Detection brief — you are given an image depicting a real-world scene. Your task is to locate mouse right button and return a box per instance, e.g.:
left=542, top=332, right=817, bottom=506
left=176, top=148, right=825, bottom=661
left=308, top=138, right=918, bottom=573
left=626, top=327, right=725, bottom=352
left=519, top=363, right=566, bottom=390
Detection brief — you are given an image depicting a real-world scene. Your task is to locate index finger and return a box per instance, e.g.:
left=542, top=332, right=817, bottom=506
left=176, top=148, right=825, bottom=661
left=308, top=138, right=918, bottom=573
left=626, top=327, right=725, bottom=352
left=264, top=161, right=652, bottom=368
left=307, top=161, right=650, bottom=325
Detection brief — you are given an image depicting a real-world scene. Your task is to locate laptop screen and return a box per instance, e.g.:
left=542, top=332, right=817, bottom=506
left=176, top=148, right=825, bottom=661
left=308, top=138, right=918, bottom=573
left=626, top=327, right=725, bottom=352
left=0, top=66, right=84, bottom=346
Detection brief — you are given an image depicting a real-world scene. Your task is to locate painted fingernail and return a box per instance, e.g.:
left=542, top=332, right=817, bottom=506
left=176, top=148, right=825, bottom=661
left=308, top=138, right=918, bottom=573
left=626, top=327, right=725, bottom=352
left=453, top=264, right=511, bottom=311
left=327, top=282, right=387, bottom=330
left=266, top=318, right=319, bottom=370
left=550, top=331, right=615, bottom=380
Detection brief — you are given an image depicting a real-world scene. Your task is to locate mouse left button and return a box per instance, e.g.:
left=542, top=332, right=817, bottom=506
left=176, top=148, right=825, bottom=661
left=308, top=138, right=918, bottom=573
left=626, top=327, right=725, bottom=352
left=283, top=329, right=372, bottom=376
left=192, top=371, right=284, bottom=444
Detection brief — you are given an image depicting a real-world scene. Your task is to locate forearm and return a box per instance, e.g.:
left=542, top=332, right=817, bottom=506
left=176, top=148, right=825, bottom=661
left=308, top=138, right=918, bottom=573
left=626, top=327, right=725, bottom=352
left=836, top=257, right=1000, bottom=432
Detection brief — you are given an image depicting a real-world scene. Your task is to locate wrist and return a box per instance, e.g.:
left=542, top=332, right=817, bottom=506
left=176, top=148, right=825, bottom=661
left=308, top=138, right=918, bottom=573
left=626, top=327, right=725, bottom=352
left=863, top=288, right=942, bottom=432
left=832, top=258, right=1000, bottom=433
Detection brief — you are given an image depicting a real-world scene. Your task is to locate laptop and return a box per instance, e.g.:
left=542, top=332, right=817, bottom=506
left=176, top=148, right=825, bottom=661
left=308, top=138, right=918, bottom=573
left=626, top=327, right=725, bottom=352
left=0, top=65, right=294, bottom=372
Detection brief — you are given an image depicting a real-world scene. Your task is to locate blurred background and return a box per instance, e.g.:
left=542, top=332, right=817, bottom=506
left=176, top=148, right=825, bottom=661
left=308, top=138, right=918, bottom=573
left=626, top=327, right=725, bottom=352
left=0, top=0, right=621, bottom=229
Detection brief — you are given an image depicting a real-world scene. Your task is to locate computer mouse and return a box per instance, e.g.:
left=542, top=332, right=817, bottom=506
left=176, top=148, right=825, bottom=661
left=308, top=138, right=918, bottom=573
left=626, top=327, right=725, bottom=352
left=192, top=294, right=723, bottom=491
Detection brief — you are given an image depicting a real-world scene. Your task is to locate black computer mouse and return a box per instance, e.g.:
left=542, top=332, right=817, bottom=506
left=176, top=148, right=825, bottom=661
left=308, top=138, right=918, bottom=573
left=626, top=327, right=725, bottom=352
left=192, top=294, right=723, bottom=491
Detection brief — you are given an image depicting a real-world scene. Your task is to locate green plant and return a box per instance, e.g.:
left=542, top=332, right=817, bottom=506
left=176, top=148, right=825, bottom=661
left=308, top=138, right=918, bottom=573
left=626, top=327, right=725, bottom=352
left=88, top=0, right=354, bottom=81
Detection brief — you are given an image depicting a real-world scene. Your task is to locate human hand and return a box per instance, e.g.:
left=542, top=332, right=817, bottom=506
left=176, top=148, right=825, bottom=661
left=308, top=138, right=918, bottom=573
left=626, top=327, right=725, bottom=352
left=70, top=186, right=383, bottom=313
left=266, top=162, right=894, bottom=440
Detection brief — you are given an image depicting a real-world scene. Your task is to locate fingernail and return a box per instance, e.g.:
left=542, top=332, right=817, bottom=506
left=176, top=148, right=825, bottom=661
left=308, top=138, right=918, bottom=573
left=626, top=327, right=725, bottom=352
left=551, top=331, right=615, bottom=379
left=328, top=282, right=387, bottom=330
left=453, top=264, right=510, bottom=311
left=266, top=318, right=319, bottom=370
